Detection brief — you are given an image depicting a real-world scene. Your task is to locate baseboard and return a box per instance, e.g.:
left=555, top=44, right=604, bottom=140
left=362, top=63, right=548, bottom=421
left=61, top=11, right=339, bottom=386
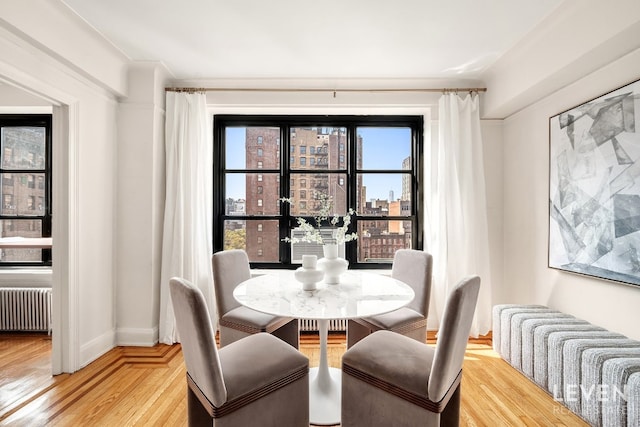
left=80, top=329, right=116, bottom=368
left=116, top=326, right=159, bottom=347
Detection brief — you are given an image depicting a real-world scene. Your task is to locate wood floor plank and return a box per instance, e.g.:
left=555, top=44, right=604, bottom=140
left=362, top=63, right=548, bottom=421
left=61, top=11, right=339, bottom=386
left=0, top=332, right=588, bottom=426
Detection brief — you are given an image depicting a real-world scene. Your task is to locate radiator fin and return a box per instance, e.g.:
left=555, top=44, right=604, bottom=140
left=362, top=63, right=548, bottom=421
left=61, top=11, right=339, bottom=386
left=0, top=288, right=52, bottom=332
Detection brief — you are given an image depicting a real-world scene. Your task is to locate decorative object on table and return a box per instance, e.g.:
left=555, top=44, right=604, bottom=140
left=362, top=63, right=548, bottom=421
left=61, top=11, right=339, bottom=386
left=294, top=254, right=324, bottom=291
left=549, top=78, right=640, bottom=287
left=317, top=241, right=349, bottom=284
left=280, top=194, right=357, bottom=284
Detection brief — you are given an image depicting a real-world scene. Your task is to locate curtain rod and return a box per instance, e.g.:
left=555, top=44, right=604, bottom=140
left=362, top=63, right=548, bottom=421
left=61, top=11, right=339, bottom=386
left=165, top=87, right=487, bottom=95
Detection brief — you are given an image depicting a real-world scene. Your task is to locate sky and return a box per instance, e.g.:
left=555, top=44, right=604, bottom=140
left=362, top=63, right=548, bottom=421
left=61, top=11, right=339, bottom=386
left=224, top=126, right=411, bottom=201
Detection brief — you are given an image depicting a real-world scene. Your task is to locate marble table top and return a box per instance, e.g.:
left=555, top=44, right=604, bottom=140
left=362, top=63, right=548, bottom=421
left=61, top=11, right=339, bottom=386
left=233, top=269, right=414, bottom=320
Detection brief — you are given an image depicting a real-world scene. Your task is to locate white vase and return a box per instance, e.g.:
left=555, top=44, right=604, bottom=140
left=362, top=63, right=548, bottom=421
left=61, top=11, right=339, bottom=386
left=317, top=243, right=348, bottom=284
left=294, top=255, right=324, bottom=291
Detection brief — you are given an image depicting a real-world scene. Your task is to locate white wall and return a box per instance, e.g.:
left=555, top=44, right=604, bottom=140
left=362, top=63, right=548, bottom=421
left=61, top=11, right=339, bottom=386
left=116, top=62, right=170, bottom=346
left=481, top=120, right=505, bottom=304
left=0, top=1, right=130, bottom=371
left=502, top=47, right=640, bottom=340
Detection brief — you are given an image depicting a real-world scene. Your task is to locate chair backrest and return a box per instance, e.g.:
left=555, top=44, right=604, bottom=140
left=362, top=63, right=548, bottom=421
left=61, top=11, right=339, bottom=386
left=211, top=249, right=251, bottom=316
left=427, top=275, right=480, bottom=403
left=169, top=277, right=227, bottom=407
left=391, top=249, right=433, bottom=316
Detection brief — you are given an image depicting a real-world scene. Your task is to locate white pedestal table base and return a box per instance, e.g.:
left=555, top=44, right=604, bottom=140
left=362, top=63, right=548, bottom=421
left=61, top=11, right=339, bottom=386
left=309, top=318, right=341, bottom=425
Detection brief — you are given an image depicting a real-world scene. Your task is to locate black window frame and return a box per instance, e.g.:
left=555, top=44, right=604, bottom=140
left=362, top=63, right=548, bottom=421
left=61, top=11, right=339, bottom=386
left=0, top=114, right=52, bottom=267
left=213, top=114, right=423, bottom=269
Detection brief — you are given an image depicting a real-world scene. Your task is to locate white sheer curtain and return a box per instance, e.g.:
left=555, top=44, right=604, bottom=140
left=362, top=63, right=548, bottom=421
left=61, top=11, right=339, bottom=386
left=159, top=92, right=214, bottom=344
left=426, top=93, right=492, bottom=337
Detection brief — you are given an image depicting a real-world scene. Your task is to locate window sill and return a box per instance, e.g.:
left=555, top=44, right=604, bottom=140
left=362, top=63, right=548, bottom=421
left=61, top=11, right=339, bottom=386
left=0, top=267, right=52, bottom=287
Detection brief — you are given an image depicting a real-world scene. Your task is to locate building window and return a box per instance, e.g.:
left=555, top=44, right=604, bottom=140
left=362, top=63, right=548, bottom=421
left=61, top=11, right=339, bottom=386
left=3, top=194, right=13, bottom=209
left=0, top=114, right=52, bottom=266
left=257, top=148, right=263, bottom=157
left=214, top=115, right=423, bottom=268
left=257, top=136, right=263, bottom=144
left=257, top=161, right=263, bottom=169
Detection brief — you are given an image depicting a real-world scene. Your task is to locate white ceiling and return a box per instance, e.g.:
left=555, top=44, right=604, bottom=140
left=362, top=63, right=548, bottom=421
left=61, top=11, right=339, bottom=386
left=62, top=0, right=564, bottom=82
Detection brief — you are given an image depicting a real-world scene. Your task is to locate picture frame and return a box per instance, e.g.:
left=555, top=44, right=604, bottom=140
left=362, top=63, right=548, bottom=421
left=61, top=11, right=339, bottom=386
left=549, top=78, right=640, bottom=286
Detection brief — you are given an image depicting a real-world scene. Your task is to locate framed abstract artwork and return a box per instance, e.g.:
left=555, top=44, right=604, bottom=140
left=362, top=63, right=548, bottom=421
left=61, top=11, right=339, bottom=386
left=549, top=78, right=640, bottom=286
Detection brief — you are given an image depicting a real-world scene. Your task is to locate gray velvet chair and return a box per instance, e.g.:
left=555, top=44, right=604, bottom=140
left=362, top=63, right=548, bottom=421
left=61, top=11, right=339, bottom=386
left=169, top=277, right=309, bottom=427
left=212, top=249, right=299, bottom=348
left=347, top=249, right=433, bottom=348
left=341, top=275, right=480, bottom=427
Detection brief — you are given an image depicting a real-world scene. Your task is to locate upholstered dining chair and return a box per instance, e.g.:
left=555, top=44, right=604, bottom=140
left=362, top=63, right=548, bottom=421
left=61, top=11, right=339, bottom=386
left=169, top=277, right=309, bottom=427
left=341, top=275, right=481, bottom=427
left=347, top=249, right=433, bottom=348
left=212, top=249, right=299, bottom=348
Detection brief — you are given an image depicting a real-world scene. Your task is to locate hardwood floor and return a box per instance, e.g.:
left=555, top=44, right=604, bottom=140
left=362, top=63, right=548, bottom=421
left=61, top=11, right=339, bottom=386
left=0, top=332, right=587, bottom=426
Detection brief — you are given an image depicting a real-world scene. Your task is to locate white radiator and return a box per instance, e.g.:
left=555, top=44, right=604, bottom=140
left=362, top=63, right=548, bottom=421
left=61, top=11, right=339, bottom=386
left=300, top=319, right=346, bottom=332
left=0, top=287, right=52, bottom=332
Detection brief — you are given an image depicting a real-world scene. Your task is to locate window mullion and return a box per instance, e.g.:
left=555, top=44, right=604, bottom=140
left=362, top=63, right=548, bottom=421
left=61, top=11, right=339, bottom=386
left=280, top=125, right=291, bottom=264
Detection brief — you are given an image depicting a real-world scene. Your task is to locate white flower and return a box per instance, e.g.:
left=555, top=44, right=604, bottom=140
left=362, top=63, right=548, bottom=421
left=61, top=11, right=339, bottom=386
left=280, top=195, right=358, bottom=245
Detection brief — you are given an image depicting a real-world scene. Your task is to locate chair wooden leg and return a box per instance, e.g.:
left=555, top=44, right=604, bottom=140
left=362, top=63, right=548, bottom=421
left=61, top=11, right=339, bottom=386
left=347, top=320, right=373, bottom=348
left=188, top=386, right=213, bottom=427
left=440, top=383, right=461, bottom=427
left=273, top=319, right=299, bottom=349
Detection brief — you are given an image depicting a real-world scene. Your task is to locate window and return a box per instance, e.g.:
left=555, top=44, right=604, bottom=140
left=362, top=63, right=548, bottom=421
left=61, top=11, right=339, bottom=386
left=0, top=115, right=52, bottom=266
left=3, top=194, right=13, bottom=209
left=214, top=115, right=423, bottom=268
left=257, top=136, right=263, bottom=144
left=257, top=148, right=263, bottom=157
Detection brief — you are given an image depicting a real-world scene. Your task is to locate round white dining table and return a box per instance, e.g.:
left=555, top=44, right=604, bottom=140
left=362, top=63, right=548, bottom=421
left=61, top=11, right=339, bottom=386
left=233, top=269, right=415, bottom=426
